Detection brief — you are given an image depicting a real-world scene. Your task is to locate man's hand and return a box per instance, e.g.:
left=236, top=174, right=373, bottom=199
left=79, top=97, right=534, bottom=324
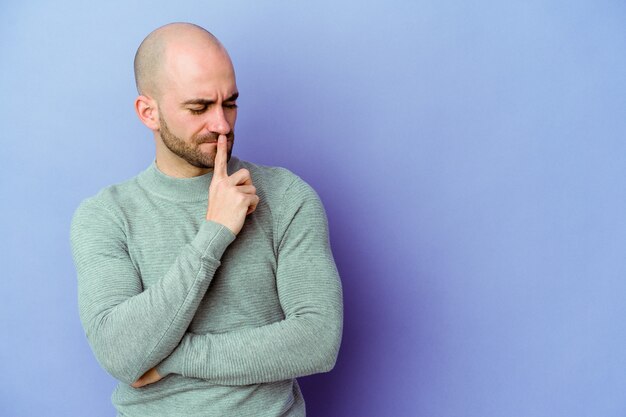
left=131, top=367, right=163, bottom=388
left=206, top=134, right=259, bottom=235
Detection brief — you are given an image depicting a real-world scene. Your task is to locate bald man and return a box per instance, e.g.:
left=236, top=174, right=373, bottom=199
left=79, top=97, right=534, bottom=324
left=70, top=23, right=343, bottom=417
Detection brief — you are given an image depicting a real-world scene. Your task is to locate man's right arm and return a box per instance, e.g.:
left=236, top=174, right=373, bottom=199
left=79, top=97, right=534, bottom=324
left=69, top=197, right=235, bottom=386
left=72, top=135, right=258, bottom=387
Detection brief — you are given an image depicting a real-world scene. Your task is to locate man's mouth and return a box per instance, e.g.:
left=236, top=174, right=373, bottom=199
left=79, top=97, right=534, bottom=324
left=199, top=137, right=231, bottom=144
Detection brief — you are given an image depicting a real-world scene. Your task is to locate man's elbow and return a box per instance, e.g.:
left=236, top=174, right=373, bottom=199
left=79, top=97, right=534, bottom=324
left=317, top=350, right=339, bottom=373
left=98, top=353, right=138, bottom=385
left=313, top=315, right=343, bottom=373
left=86, top=331, right=144, bottom=385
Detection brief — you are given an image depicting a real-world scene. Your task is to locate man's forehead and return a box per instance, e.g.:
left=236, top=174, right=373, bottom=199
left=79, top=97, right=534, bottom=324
left=158, top=42, right=236, bottom=94
left=163, top=71, right=238, bottom=103
left=162, top=35, right=234, bottom=75
left=164, top=38, right=229, bottom=68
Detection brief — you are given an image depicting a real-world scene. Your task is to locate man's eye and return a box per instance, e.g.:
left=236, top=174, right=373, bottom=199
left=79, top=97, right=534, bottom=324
left=223, top=102, right=238, bottom=109
left=189, top=107, right=206, bottom=115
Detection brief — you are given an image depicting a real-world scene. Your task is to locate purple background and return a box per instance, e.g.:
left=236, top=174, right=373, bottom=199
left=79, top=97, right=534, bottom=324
left=1, top=1, right=626, bottom=416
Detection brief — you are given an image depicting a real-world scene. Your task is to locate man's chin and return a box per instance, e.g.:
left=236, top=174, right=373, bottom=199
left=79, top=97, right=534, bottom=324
left=186, top=157, right=215, bottom=170
left=189, top=145, right=231, bottom=169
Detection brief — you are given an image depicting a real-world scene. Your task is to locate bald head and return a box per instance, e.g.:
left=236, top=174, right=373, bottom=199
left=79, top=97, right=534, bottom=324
left=133, top=22, right=229, bottom=98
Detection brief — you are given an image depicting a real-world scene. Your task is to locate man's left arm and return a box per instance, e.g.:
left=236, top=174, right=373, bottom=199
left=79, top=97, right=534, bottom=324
left=154, top=177, right=344, bottom=386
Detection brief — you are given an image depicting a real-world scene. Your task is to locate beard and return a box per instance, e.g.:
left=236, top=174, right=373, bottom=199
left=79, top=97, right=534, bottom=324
left=158, top=113, right=234, bottom=169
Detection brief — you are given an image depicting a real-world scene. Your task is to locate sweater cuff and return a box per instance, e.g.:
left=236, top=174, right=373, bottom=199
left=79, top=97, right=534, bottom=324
left=155, top=348, right=181, bottom=378
left=190, top=220, right=236, bottom=261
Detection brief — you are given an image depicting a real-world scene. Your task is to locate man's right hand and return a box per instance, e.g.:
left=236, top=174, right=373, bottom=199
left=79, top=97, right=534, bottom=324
left=205, top=134, right=259, bottom=236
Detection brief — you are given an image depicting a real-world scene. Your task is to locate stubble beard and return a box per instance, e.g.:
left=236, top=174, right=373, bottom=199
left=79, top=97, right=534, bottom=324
left=158, top=114, right=234, bottom=169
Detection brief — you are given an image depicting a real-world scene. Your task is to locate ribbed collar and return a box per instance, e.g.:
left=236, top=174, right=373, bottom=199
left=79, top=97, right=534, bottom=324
left=138, top=156, right=240, bottom=202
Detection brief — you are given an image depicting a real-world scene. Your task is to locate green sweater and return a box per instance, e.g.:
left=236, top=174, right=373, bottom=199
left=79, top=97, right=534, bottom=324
left=69, top=156, right=343, bottom=417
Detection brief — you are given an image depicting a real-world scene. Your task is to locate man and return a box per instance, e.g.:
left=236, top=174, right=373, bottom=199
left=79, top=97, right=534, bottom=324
left=70, top=22, right=343, bottom=417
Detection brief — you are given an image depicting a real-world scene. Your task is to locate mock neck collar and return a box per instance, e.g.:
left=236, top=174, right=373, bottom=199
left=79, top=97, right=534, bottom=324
left=138, top=156, right=240, bottom=202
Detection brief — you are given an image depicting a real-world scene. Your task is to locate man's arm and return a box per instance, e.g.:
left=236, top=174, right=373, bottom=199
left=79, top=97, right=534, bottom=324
left=70, top=198, right=235, bottom=385
left=72, top=136, right=258, bottom=387
left=155, top=177, right=344, bottom=386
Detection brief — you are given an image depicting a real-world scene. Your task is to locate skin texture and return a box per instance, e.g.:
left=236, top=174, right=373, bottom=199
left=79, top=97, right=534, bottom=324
left=130, top=23, right=259, bottom=388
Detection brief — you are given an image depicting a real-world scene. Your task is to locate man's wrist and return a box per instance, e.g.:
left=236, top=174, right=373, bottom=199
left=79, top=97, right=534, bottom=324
left=155, top=353, right=177, bottom=378
left=190, top=220, right=237, bottom=260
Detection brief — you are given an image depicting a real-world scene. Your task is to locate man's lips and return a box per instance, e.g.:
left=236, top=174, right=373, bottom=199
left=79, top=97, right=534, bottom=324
left=201, top=139, right=232, bottom=144
left=198, top=137, right=232, bottom=144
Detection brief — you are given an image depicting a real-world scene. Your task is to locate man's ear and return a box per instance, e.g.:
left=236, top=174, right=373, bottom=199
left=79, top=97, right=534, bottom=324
left=134, top=95, right=160, bottom=131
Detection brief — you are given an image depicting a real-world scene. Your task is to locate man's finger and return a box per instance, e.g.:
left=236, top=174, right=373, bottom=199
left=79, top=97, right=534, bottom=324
left=246, top=195, right=260, bottom=215
left=237, top=184, right=256, bottom=195
left=213, top=134, right=228, bottom=180
left=229, top=168, right=253, bottom=186
left=131, top=378, right=145, bottom=388
left=131, top=367, right=162, bottom=388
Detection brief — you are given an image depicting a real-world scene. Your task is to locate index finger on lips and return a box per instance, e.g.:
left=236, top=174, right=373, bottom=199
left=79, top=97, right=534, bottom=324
left=213, top=134, right=228, bottom=180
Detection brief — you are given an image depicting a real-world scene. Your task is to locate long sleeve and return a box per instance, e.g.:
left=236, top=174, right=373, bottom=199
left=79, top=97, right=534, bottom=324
left=156, top=177, right=344, bottom=385
left=70, top=198, right=236, bottom=385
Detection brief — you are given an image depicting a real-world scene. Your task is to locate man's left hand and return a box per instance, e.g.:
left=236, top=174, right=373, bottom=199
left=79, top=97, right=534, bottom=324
left=131, top=367, right=163, bottom=388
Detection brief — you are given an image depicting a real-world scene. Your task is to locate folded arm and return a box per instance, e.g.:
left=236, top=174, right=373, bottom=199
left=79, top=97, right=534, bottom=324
left=70, top=198, right=235, bottom=385
left=156, top=177, right=344, bottom=385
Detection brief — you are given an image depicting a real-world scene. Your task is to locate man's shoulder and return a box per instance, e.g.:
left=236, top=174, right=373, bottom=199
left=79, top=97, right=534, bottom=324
left=235, top=158, right=324, bottom=219
left=236, top=158, right=297, bottom=185
left=235, top=158, right=317, bottom=201
left=71, top=168, right=147, bottom=221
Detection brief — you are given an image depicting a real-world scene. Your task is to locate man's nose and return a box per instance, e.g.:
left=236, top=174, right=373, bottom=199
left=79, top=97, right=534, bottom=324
left=206, top=106, right=231, bottom=135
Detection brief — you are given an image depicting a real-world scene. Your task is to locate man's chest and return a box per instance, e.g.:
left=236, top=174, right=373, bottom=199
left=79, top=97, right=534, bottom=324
left=123, top=200, right=283, bottom=332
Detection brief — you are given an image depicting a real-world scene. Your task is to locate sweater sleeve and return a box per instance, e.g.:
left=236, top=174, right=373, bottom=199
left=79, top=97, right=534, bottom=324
left=155, top=177, right=344, bottom=385
left=70, top=198, right=236, bottom=385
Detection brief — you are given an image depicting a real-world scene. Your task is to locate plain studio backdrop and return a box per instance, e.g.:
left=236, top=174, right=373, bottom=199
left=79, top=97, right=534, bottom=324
left=1, top=1, right=625, bottom=416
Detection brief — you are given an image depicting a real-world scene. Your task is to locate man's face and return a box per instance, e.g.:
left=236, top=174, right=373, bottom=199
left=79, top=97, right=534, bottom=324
left=155, top=44, right=238, bottom=169
left=158, top=107, right=234, bottom=169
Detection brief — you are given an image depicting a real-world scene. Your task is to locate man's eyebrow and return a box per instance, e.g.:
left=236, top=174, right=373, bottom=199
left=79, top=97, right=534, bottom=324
left=225, top=92, right=239, bottom=102
left=182, top=98, right=214, bottom=106
left=182, top=92, right=239, bottom=106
